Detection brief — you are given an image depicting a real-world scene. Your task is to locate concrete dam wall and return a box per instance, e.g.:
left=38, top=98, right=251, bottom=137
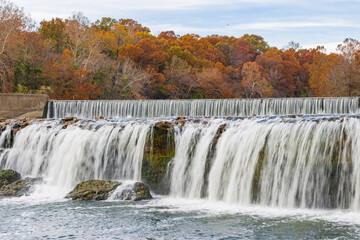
left=0, top=94, right=48, bottom=119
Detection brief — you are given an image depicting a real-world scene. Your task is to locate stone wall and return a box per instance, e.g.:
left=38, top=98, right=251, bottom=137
left=0, top=94, right=48, bottom=119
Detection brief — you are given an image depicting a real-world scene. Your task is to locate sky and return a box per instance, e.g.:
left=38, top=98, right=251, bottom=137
left=11, top=0, right=360, bottom=52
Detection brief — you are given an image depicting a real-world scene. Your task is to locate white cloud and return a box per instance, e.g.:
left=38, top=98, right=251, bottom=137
left=228, top=21, right=360, bottom=30
left=147, top=20, right=360, bottom=36
left=13, top=0, right=288, bottom=12
left=302, top=42, right=340, bottom=53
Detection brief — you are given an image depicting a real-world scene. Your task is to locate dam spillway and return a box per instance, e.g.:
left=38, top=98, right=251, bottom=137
left=2, top=115, right=360, bottom=211
left=45, top=97, right=360, bottom=118
left=3, top=97, right=360, bottom=212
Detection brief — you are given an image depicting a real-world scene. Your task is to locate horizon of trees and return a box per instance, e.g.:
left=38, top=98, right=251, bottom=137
left=1, top=0, right=360, bottom=100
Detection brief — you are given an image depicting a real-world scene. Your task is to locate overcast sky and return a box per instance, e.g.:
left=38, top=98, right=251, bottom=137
left=12, top=0, right=360, bottom=52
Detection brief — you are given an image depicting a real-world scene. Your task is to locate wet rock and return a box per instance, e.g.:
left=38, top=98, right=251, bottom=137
left=175, top=117, right=187, bottom=127
left=0, top=169, right=21, bottom=188
left=154, top=121, right=173, bottom=131
left=142, top=121, right=175, bottom=195
left=0, top=177, right=42, bottom=197
left=67, top=180, right=152, bottom=201
left=110, top=182, right=153, bottom=201
left=66, top=180, right=121, bottom=200
left=132, top=182, right=152, bottom=200
left=62, top=116, right=75, bottom=122
left=61, top=117, right=79, bottom=129
left=12, top=120, right=30, bottom=132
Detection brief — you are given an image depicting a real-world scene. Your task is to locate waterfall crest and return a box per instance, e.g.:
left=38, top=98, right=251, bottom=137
left=46, top=97, right=360, bottom=118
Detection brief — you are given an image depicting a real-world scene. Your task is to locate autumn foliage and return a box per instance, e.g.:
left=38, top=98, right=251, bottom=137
left=1, top=0, right=360, bottom=99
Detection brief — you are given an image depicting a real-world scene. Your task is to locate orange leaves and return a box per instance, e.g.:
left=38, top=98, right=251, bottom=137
left=241, top=62, right=273, bottom=98
left=196, top=67, right=234, bottom=99
left=4, top=4, right=360, bottom=99
left=307, top=39, right=360, bottom=97
left=43, top=49, right=100, bottom=100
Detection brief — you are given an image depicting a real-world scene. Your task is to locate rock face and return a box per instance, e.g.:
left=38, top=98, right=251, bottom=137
left=142, top=121, right=175, bottom=195
left=0, top=169, right=21, bottom=188
left=67, top=180, right=152, bottom=201
left=0, top=177, right=42, bottom=197
left=66, top=180, right=121, bottom=200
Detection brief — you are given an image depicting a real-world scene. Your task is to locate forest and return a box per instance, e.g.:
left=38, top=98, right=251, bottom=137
left=1, top=0, right=360, bottom=100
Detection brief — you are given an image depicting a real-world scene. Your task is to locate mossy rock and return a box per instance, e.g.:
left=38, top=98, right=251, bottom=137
left=0, top=177, right=42, bottom=197
left=0, top=169, right=21, bottom=188
left=66, top=180, right=120, bottom=200
left=133, top=182, right=152, bottom=200
left=142, top=121, right=175, bottom=195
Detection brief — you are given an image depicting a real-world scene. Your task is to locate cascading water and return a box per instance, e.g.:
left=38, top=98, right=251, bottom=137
left=45, top=97, right=360, bottom=118
left=4, top=98, right=360, bottom=213
left=2, top=115, right=360, bottom=210
left=0, top=119, right=149, bottom=191
left=167, top=115, right=360, bottom=211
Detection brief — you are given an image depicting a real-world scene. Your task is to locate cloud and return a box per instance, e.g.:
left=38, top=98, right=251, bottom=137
left=147, top=20, right=360, bottom=36
left=302, top=42, right=339, bottom=53
left=13, top=0, right=289, bottom=12
left=227, top=20, right=360, bottom=30
left=10, top=0, right=360, bottom=51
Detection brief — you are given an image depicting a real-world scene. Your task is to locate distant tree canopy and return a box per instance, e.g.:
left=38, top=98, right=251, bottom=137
left=1, top=1, right=359, bottom=99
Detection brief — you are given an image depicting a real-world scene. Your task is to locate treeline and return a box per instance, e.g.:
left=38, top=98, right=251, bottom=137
left=1, top=1, right=360, bottom=100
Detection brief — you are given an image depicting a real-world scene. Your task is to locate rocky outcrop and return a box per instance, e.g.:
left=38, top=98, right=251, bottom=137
left=142, top=120, right=176, bottom=195
left=66, top=180, right=120, bottom=200
left=0, top=169, right=21, bottom=188
left=66, top=180, right=152, bottom=201
left=0, top=177, right=42, bottom=197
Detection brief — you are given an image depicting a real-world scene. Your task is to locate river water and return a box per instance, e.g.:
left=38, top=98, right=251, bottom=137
left=1, top=195, right=360, bottom=239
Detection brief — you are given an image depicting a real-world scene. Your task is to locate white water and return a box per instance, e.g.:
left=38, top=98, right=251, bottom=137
left=2, top=116, right=360, bottom=212
left=167, top=116, right=360, bottom=211
left=107, top=180, right=138, bottom=201
left=46, top=97, right=360, bottom=118
left=0, top=120, right=149, bottom=192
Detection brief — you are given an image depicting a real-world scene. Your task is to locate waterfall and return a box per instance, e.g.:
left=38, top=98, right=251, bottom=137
left=45, top=97, right=360, bottom=118
left=167, top=115, right=360, bottom=210
left=0, top=119, right=149, bottom=189
left=2, top=114, right=360, bottom=210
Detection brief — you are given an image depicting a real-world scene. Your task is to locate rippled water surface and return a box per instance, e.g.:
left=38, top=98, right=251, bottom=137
left=1, top=196, right=360, bottom=240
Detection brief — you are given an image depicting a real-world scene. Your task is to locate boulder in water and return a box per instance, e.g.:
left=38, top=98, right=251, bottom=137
left=62, top=116, right=76, bottom=122
left=67, top=180, right=152, bottom=201
left=66, top=180, right=121, bottom=200
left=0, top=177, right=42, bottom=197
left=0, top=169, right=21, bottom=188
left=109, top=182, right=152, bottom=201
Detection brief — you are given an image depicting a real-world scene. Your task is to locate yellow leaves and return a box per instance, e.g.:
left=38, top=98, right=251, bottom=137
left=61, top=49, right=74, bottom=63
left=134, top=32, right=155, bottom=43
